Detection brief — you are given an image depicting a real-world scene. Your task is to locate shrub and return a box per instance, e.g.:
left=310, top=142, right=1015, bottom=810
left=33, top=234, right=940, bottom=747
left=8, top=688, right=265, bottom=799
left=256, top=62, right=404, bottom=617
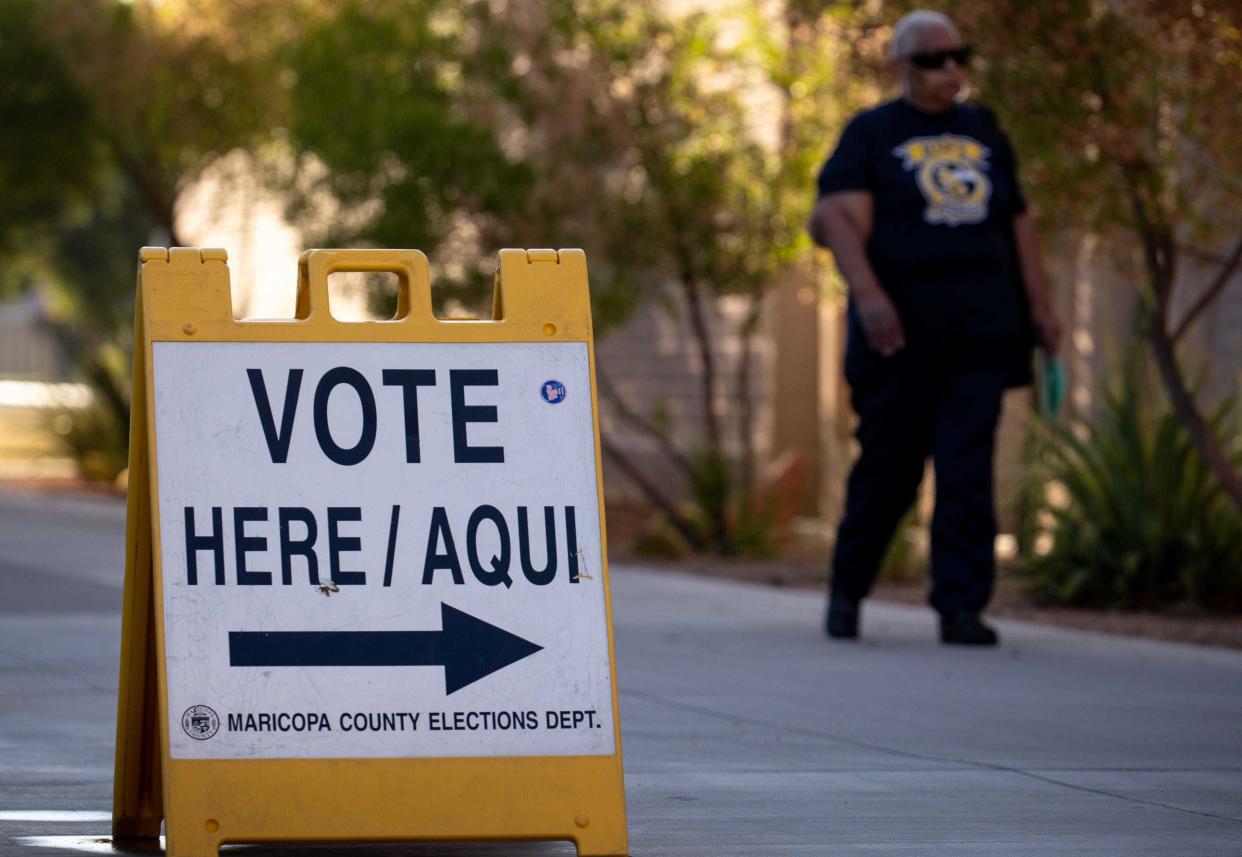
left=877, top=506, right=927, bottom=582
left=1024, top=367, right=1242, bottom=610
left=685, top=447, right=783, bottom=557
left=54, top=395, right=128, bottom=483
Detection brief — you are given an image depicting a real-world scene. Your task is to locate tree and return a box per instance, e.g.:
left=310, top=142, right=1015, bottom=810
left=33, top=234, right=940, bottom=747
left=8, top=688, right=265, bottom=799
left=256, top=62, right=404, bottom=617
left=275, top=0, right=852, bottom=552
left=0, top=0, right=103, bottom=268
left=279, top=0, right=533, bottom=304
left=494, top=0, right=862, bottom=552
left=0, top=0, right=288, bottom=462
left=528, top=2, right=801, bottom=551
left=930, top=0, right=1242, bottom=512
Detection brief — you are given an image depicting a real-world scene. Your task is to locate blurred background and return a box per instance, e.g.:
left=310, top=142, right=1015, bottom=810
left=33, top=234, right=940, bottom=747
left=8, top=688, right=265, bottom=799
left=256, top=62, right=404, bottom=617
left=0, top=0, right=1239, bottom=638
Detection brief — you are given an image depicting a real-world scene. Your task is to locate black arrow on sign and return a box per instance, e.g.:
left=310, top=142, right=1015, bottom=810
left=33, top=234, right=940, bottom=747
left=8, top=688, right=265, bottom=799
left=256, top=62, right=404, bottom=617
left=228, top=603, right=542, bottom=695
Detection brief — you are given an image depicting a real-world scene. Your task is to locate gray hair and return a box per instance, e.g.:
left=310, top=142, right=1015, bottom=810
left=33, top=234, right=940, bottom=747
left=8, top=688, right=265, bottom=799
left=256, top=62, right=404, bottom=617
left=890, top=10, right=959, bottom=59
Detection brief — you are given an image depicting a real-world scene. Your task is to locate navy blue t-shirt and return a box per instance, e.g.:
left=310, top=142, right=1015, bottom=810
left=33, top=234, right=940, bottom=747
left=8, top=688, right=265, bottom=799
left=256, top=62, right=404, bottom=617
left=817, top=99, right=1031, bottom=358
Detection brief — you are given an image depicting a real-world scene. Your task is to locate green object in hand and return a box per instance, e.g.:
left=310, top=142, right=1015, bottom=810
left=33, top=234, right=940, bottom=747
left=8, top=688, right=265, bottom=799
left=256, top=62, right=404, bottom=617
left=1036, top=353, right=1066, bottom=419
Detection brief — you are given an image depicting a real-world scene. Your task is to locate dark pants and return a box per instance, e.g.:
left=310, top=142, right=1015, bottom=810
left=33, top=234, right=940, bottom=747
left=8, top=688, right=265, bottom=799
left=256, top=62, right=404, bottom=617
left=830, top=348, right=1008, bottom=616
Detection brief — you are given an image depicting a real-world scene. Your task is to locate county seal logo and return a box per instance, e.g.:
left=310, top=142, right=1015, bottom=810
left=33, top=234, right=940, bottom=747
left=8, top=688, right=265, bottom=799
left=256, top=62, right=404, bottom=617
left=181, top=705, right=220, bottom=740
left=892, top=134, right=992, bottom=226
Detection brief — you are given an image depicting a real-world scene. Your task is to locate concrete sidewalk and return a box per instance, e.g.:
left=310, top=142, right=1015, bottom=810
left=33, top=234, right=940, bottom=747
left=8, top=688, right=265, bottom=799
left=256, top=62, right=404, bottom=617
left=1, top=489, right=1240, bottom=855
left=612, top=568, right=1242, bottom=855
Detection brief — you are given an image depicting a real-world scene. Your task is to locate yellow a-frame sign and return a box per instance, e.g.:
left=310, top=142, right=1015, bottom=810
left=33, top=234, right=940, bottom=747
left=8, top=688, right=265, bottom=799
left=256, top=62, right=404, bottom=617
left=113, top=247, right=628, bottom=856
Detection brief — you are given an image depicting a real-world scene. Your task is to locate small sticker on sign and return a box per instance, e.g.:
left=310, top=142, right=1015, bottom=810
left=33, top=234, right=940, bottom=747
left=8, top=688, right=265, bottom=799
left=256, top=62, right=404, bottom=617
left=541, top=380, right=566, bottom=404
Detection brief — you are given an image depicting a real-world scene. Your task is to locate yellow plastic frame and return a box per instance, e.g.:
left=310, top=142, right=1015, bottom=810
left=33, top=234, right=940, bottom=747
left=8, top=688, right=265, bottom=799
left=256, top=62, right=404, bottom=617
left=112, top=247, right=628, bottom=856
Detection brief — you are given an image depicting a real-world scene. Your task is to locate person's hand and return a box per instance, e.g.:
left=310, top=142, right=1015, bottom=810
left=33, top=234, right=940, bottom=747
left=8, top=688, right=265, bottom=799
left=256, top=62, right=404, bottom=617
left=854, top=286, right=905, bottom=356
left=1030, top=302, right=1063, bottom=353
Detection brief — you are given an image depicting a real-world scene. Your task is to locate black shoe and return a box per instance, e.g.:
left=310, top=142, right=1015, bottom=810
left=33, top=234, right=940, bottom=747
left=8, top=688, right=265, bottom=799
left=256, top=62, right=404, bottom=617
left=825, top=594, right=860, bottom=639
left=940, top=611, right=999, bottom=646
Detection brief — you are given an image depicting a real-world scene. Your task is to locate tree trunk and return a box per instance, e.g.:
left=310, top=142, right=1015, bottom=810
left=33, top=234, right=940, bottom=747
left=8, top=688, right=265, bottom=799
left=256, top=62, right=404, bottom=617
left=678, top=272, right=723, bottom=454
left=677, top=272, right=732, bottom=551
left=1149, top=289, right=1242, bottom=513
left=734, top=295, right=762, bottom=497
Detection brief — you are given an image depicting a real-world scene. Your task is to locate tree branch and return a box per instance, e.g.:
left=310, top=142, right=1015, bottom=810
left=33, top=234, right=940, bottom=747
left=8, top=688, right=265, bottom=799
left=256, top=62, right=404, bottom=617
left=595, top=362, right=696, bottom=481
left=1181, top=242, right=1241, bottom=268
left=1149, top=308, right=1242, bottom=513
left=1171, top=235, right=1242, bottom=344
left=598, top=433, right=705, bottom=550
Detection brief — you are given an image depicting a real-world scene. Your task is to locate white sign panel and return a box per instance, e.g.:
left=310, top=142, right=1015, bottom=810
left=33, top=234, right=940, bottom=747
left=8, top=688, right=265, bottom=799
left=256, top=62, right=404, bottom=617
left=152, top=341, right=614, bottom=760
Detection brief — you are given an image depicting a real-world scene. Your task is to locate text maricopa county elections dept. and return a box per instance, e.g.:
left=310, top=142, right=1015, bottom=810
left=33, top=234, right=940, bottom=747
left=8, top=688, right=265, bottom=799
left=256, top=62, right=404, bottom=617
left=178, top=365, right=588, bottom=590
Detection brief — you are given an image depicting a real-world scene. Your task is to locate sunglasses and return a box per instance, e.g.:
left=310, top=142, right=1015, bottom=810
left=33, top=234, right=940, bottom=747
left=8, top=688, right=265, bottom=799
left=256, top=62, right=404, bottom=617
left=905, top=46, right=972, bottom=70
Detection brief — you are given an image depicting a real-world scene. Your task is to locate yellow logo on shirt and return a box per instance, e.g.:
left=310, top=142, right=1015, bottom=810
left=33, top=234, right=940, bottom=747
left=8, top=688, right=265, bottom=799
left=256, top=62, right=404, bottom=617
left=893, top=134, right=992, bottom=226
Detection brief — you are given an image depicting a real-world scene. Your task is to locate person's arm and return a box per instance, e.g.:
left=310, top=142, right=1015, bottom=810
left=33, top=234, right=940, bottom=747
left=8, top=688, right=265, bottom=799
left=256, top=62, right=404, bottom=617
left=809, top=191, right=905, bottom=356
left=1012, top=210, right=1062, bottom=353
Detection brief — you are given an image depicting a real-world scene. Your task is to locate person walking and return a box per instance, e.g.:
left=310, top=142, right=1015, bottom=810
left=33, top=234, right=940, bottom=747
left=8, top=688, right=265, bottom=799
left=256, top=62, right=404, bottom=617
left=808, top=10, right=1061, bottom=645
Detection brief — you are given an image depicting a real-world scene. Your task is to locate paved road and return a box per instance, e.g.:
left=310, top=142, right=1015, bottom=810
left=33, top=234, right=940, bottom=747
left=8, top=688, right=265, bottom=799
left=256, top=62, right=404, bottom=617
left=2, top=488, right=1241, bottom=855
